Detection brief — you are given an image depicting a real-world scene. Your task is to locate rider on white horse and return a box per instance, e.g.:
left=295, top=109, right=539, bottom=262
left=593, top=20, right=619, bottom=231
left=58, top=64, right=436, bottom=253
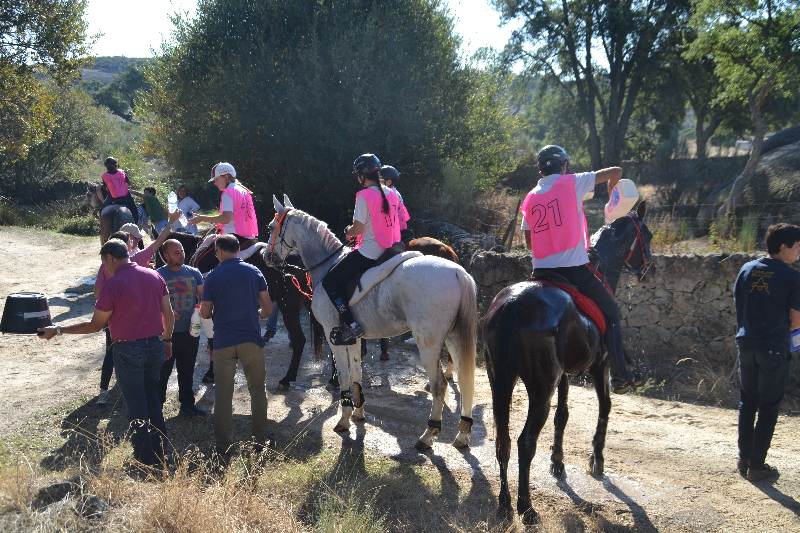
left=322, top=154, right=401, bottom=345
left=521, top=145, right=647, bottom=394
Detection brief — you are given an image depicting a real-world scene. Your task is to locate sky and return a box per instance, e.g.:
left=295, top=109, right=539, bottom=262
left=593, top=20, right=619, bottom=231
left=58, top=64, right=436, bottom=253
left=84, top=0, right=520, bottom=59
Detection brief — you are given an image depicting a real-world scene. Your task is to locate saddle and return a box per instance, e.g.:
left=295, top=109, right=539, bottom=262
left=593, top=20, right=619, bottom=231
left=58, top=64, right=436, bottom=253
left=341, top=243, right=421, bottom=305
left=527, top=272, right=606, bottom=335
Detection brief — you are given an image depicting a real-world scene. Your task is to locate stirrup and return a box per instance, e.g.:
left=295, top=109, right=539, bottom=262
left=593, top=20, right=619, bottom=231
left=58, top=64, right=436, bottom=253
left=329, top=325, right=360, bottom=346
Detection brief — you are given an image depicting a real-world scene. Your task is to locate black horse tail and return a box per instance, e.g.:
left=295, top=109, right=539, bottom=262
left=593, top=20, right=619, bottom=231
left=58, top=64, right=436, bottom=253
left=310, top=311, right=325, bottom=362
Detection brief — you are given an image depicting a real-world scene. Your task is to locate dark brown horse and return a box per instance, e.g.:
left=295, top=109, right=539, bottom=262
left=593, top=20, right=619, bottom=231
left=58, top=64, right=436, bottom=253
left=360, top=237, right=459, bottom=362
left=84, top=181, right=134, bottom=244
left=154, top=231, right=324, bottom=389
left=483, top=202, right=653, bottom=524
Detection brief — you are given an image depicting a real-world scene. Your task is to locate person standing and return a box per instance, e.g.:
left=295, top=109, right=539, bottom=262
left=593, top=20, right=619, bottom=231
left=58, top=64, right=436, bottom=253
left=175, top=185, right=200, bottom=234
left=131, top=187, right=168, bottom=233
left=157, top=239, right=207, bottom=416
left=200, top=234, right=274, bottom=454
left=94, top=211, right=181, bottom=405
left=40, top=238, right=174, bottom=467
left=520, top=145, right=646, bottom=394
left=734, top=223, right=800, bottom=481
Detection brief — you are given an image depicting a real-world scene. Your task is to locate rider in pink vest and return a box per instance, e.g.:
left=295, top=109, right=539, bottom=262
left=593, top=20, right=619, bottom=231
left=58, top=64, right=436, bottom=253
left=322, top=154, right=401, bottom=345
left=520, top=145, right=647, bottom=394
left=187, top=162, right=258, bottom=252
left=380, top=165, right=412, bottom=242
left=99, top=157, right=139, bottom=224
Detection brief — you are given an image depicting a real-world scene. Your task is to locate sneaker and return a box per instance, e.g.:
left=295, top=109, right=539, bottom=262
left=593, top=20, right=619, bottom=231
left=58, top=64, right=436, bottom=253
left=202, top=369, right=214, bottom=384
left=737, top=457, right=750, bottom=476
left=179, top=405, right=208, bottom=416
left=330, top=323, right=364, bottom=346
left=747, top=463, right=779, bottom=481
left=631, top=364, right=649, bottom=387
left=263, top=330, right=275, bottom=342
left=612, top=377, right=635, bottom=394
left=97, top=390, right=109, bottom=406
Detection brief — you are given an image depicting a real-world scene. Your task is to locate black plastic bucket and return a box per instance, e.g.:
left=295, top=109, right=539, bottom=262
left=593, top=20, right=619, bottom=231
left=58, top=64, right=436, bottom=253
left=1, top=292, right=52, bottom=334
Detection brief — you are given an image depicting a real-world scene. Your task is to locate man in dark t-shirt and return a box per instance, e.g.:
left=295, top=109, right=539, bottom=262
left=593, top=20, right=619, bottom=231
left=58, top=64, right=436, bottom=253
left=734, top=223, right=800, bottom=481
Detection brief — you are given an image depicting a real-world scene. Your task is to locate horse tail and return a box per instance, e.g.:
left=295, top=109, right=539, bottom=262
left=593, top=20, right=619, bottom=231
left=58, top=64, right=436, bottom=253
left=309, top=311, right=325, bottom=362
left=452, top=267, right=477, bottom=418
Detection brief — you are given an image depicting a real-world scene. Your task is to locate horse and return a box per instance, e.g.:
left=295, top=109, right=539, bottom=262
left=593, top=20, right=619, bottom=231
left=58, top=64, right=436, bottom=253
left=266, top=196, right=477, bottom=449
left=84, top=181, right=134, bottom=244
left=483, top=201, right=653, bottom=524
left=361, top=236, right=459, bottom=369
left=153, top=229, right=324, bottom=389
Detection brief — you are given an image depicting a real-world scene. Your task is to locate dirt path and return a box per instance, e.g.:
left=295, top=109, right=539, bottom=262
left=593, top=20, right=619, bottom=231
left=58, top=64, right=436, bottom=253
left=1, top=226, right=799, bottom=532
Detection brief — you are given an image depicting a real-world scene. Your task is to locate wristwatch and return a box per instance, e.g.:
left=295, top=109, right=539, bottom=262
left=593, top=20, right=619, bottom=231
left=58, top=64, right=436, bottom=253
left=56, top=325, right=62, bottom=336
left=163, top=338, right=172, bottom=343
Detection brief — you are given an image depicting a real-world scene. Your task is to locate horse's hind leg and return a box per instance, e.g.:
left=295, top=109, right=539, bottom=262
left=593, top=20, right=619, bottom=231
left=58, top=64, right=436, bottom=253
left=588, top=361, right=611, bottom=476
left=489, top=367, right=516, bottom=520
left=517, top=386, right=554, bottom=525
left=379, top=338, right=389, bottom=360
left=550, top=374, right=569, bottom=476
left=277, top=303, right=306, bottom=390
left=415, top=344, right=448, bottom=450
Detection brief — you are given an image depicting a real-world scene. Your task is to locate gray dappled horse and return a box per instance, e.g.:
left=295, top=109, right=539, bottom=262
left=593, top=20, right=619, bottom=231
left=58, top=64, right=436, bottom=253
left=266, top=196, right=477, bottom=450
left=483, top=201, right=653, bottom=524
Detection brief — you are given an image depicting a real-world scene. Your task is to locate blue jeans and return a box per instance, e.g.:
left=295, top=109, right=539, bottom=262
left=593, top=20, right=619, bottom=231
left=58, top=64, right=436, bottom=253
left=264, top=302, right=280, bottom=334
left=737, top=342, right=791, bottom=469
left=154, top=219, right=168, bottom=233
left=113, top=336, right=168, bottom=465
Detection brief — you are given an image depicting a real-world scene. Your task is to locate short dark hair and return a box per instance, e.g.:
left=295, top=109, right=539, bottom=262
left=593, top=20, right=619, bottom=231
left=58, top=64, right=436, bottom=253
left=100, top=238, right=129, bottom=260
left=109, top=231, right=129, bottom=242
left=215, top=234, right=239, bottom=254
left=144, top=187, right=156, bottom=195
left=766, top=223, right=800, bottom=254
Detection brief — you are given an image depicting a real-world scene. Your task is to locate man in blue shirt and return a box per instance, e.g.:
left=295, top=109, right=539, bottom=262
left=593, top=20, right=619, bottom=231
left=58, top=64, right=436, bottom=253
left=157, top=239, right=206, bottom=416
left=200, top=234, right=273, bottom=454
left=734, top=223, right=800, bottom=481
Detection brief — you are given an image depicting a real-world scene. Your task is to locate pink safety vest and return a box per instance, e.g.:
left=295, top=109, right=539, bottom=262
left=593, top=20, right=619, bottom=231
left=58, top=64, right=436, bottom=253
left=102, top=170, right=129, bottom=198
left=355, top=187, right=401, bottom=248
left=398, top=201, right=410, bottom=230
left=218, top=185, right=259, bottom=237
left=520, top=174, right=588, bottom=259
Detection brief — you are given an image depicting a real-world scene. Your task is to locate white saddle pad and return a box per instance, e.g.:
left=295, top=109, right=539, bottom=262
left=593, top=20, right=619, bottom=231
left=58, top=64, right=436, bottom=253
left=348, top=251, right=422, bottom=306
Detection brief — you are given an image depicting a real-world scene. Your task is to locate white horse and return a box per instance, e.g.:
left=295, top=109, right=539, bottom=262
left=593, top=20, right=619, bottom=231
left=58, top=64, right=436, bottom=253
left=266, top=196, right=477, bottom=449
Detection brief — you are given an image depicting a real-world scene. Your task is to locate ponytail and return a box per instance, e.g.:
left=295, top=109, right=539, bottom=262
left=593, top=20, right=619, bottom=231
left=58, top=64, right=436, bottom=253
left=378, top=183, right=389, bottom=214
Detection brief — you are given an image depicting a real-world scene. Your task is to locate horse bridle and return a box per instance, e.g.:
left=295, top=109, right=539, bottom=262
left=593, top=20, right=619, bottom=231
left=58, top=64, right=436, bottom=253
left=590, top=212, right=653, bottom=278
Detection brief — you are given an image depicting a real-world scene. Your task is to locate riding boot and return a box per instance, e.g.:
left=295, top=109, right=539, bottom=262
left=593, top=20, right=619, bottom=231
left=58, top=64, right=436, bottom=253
left=607, top=323, right=638, bottom=394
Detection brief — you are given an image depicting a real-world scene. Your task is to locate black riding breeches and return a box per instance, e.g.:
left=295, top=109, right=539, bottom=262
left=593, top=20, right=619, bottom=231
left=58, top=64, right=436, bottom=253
left=322, top=250, right=376, bottom=326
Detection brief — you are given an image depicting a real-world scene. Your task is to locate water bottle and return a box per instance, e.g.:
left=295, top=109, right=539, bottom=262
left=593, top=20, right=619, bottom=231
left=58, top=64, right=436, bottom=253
left=190, top=305, right=202, bottom=337
left=202, top=316, right=214, bottom=339
left=791, top=328, right=800, bottom=352
left=168, top=191, right=178, bottom=213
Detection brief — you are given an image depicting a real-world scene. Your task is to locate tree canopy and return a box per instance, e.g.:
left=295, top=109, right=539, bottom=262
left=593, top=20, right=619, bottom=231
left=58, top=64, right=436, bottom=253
left=495, top=0, right=691, bottom=169
left=142, top=0, right=516, bottom=227
left=0, top=0, right=91, bottom=161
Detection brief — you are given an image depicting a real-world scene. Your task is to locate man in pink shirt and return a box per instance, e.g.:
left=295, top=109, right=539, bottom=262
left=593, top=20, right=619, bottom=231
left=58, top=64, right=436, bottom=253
left=41, top=238, right=175, bottom=468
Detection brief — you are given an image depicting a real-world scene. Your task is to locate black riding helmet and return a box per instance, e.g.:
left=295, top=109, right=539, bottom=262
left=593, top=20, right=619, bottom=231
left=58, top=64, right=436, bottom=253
left=380, top=165, right=400, bottom=184
left=104, top=157, right=118, bottom=171
left=537, top=145, right=569, bottom=174
left=352, top=154, right=381, bottom=174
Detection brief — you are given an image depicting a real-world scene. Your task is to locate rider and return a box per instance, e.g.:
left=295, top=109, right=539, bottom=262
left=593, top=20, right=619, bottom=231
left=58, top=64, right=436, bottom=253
left=381, top=165, right=412, bottom=242
left=187, top=163, right=259, bottom=270
left=99, top=157, right=139, bottom=224
left=520, top=145, right=647, bottom=394
left=322, top=154, right=401, bottom=345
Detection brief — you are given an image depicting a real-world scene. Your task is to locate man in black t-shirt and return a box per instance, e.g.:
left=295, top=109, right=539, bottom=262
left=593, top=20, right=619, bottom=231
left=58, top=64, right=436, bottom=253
left=734, top=223, right=800, bottom=481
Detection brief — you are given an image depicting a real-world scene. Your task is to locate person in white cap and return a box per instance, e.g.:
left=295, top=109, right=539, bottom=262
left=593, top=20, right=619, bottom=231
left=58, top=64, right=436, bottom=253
left=187, top=163, right=258, bottom=267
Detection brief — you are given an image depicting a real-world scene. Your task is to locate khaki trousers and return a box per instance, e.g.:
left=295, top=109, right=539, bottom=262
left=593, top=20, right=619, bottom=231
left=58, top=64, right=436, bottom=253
left=213, top=342, right=268, bottom=451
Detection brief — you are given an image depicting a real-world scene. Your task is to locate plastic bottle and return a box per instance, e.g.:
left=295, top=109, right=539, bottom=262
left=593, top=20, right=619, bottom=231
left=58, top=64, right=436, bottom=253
left=604, top=179, right=639, bottom=223
left=190, top=304, right=202, bottom=337
left=168, top=191, right=178, bottom=213
left=792, top=328, right=800, bottom=352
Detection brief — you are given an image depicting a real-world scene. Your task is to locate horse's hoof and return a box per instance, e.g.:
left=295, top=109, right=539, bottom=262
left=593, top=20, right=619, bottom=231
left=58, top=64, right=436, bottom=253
left=589, top=453, right=604, bottom=476
left=520, top=508, right=539, bottom=525
left=333, top=423, right=349, bottom=433
left=380, top=352, right=390, bottom=361
left=452, top=434, right=470, bottom=448
left=276, top=381, right=290, bottom=391
left=351, top=407, right=365, bottom=421
left=414, top=440, right=432, bottom=451
left=550, top=460, right=565, bottom=477
left=496, top=506, right=513, bottom=521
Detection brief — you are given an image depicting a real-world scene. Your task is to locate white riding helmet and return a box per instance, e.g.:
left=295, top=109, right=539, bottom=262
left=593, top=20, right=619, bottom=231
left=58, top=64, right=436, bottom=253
left=209, top=162, right=236, bottom=182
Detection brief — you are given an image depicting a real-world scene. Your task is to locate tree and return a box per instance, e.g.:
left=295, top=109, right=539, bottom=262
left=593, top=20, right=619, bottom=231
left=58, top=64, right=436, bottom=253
left=495, top=0, right=691, bottom=168
left=90, top=59, right=154, bottom=120
left=142, top=0, right=516, bottom=226
left=687, top=0, right=800, bottom=214
left=0, top=0, right=91, bottom=161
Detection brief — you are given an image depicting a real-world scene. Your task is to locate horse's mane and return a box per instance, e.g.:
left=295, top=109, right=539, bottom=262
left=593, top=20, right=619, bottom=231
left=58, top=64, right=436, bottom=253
left=288, top=209, right=343, bottom=252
